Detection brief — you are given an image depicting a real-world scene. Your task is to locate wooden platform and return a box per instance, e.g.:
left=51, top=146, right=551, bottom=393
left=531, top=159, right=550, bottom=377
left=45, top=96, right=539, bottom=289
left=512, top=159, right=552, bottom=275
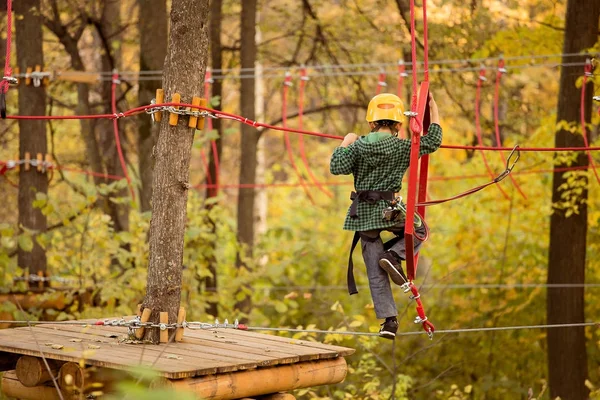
left=0, top=318, right=355, bottom=380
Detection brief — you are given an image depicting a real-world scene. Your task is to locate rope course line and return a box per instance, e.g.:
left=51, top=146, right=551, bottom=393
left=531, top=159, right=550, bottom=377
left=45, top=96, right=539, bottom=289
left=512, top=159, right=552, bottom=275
left=281, top=71, right=315, bottom=203
left=297, top=67, right=333, bottom=198
left=493, top=58, right=527, bottom=199
left=580, top=59, right=600, bottom=185
left=111, top=71, right=135, bottom=199
left=475, top=65, right=510, bottom=200
left=24, top=52, right=592, bottom=79
left=0, top=320, right=595, bottom=338
left=0, top=0, right=15, bottom=118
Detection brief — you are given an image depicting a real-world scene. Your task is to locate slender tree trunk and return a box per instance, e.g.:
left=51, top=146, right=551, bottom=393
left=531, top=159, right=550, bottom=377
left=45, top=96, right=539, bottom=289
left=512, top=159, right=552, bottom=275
left=97, top=0, right=129, bottom=233
left=15, top=0, right=48, bottom=287
left=547, top=1, right=599, bottom=398
left=143, top=0, right=209, bottom=343
left=235, top=0, right=258, bottom=317
left=138, top=0, right=168, bottom=212
left=203, top=0, right=223, bottom=318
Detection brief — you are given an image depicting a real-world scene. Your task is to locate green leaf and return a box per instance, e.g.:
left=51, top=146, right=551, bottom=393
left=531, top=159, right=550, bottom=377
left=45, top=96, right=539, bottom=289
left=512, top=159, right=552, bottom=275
left=18, top=235, right=34, bottom=252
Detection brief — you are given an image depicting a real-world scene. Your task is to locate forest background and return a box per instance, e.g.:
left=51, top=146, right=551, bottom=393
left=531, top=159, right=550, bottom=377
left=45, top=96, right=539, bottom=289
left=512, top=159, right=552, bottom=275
left=0, top=0, right=599, bottom=399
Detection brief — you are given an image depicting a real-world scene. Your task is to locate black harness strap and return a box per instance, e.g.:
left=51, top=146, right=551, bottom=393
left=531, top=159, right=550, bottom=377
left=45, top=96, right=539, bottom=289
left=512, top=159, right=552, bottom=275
left=347, top=231, right=360, bottom=295
left=346, top=190, right=395, bottom=295
left=349, top=190, right=395, bottom=219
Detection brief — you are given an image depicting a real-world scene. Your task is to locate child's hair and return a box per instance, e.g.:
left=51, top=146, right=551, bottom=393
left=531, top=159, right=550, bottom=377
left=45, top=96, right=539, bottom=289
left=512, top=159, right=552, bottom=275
left=372, top=119, right=399, bottom=135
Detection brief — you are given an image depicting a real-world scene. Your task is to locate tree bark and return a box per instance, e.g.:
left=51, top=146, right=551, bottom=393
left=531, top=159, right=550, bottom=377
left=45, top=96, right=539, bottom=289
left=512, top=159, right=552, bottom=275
left=203, top=0, right=224, bottom=318
left=97, top=0, right=129, bottom=233
left=138, top=0, right=168, bottom=212
left=235, top=0, right=258, bottom=317
left=143, top=0, right=209, bottom=343
left=15, top=0, right=48, bottom=286
left=547, top=1, right=599, bottom=399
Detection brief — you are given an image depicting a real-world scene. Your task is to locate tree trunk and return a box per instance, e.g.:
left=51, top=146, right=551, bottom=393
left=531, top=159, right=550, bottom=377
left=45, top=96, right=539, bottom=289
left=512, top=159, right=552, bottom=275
left=143, top=0, right=209, bottom=344
left=547, top=1, right=599, bottom=399
left=97, top=0, right=129, bottom=233
left=138, top=0, right=168, bottom=212
left=15, top=0, right=48, bottom=287
left=235, top=0, right=258, bottom=317
left=203, top=0, right=223, bottom=318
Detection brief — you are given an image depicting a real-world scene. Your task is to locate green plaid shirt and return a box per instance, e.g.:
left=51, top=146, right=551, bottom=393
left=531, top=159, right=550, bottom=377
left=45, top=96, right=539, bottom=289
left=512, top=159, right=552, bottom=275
left=330, top=123, right=443, bottom=231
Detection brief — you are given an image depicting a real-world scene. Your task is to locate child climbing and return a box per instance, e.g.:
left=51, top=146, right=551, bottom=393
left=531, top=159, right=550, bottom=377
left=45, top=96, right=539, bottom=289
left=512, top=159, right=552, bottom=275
left=330, top=92, right=442, bottom=339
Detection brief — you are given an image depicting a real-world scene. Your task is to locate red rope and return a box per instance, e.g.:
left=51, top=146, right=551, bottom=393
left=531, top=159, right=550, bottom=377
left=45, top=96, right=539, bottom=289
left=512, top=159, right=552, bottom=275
left=493, top=59, right=527, bottom=198
left=199, top=149, right=213, bottom=186
left=282, top=72, right=314, bottom=203
left=581, top=60, right=600, bottom=185
left=298, top=68, right=332, bottom=198
left=205, top=69, right=220, bottom=195
left=7, top=100, right=600, bottom=153
left=476, top=66, right=509, bottom=200
left=0, top=0, right=13, bottom=95
left=111, top=72, right=135, bottom=199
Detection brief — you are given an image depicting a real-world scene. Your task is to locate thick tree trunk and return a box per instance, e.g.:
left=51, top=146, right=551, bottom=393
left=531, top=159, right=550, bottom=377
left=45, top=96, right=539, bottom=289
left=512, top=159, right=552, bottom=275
left=15, top=0, right=48, bottom=286
left=235, top=0, right=258, bottom=317
left=143, top=0, right=209, bottom=343
left=203, top=0, right=223, bottom=318
left=138, top=0, right=168, bottom=212
left=547, top=1, right=599, bottom=399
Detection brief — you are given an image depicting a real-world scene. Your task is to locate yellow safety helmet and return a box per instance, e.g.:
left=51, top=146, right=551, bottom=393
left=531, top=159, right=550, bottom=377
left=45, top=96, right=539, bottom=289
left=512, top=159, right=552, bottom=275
left=365, top=93, right=405, bottom=124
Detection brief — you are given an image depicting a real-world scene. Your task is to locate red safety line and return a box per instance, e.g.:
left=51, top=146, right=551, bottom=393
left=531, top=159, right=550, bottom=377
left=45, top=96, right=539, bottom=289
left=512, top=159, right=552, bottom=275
left=0, top=0, right=13, bottom=95
left=476, top=66, right=510, bottom=200
left=581, top=60, right=600, bottom=185
left=8, top=100, right=600, bottom=153
left=297, top=68, right=333, bottom=198
left=282, top=72, right=314, bottom=203
left=205, top=69, right=220, bottom=195
left=376, top=70, right=387, bottom=95
left=199, top=149, right=213, bottom=186
left=493, top=59, right=527, bottom=199
left=111, top=72, right=135, bottom=199
left=402, top=0, right=434, bottom=337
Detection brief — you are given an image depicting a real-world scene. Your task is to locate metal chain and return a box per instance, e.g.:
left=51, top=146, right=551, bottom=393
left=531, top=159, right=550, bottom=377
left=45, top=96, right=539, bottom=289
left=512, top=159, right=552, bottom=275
left=145, top=100, right=218, bottom=120
left=3, top=159, right=54, bottom=172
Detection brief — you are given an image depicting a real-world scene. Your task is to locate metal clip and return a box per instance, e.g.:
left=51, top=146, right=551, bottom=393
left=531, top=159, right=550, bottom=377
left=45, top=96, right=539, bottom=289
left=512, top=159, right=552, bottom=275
left=414, top=316, right=428, bottom=324
left=403, top=111, right=418, bottom=118
left=3, top=76, right=18, bottom=85
left=494, top=145, right=520, bottom=182
left=426, top=329, right=434, bottom=340
left=401, top=282, right=411, bottom=293
left=593, top=96, right=600, bottom=102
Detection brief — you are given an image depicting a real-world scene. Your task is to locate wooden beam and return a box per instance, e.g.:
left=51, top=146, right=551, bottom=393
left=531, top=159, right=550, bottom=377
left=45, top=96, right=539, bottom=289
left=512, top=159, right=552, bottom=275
left=1, top=370, right=70, bottom=400
left=16, top=356, right=61, bottom=387
left=168, top=357, right=347, bottom=400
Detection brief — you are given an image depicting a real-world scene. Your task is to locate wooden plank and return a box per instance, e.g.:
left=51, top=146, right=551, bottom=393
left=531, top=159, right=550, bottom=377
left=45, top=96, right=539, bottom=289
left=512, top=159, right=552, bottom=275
left=0, top=334, right=221, bottom=378
left=32, top=325, right=271, bottom=370
left=218, top=329, right=356, bottom=356
left=183, top=329, right=323, bottom=362
left=34, top=323, right=316, bottom=364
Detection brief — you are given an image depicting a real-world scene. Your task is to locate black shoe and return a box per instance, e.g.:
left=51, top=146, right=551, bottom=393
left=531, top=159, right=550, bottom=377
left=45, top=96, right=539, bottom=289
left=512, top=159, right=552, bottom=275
left=378, top=252, right=408, bottom=286
left=379, top=318, right=399, bottom=340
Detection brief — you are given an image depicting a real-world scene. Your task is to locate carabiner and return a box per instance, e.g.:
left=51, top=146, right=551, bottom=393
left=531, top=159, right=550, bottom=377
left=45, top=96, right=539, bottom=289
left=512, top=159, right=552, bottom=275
left=505, top=145, right=520, bottom=173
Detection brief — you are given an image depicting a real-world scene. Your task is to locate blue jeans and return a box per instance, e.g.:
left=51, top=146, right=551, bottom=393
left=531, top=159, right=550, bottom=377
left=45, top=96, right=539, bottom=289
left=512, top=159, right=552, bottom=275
left=359, top=221, right=427, bottom=319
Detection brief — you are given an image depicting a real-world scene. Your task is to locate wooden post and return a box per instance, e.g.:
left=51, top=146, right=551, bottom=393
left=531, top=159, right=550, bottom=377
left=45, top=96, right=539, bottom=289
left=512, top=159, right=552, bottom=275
left=196, top=98, right=208, bottom=130
left=154, top=88, right=165, bottom=122
left=175, top=306, right=186, bottom=342
left=188, top=97, right=202, bottom=128
left=159, top=312, right=169, bottom=343
left=37, top=271, right=44, bottom=290
left=168, top=93, right=181, bottom=126
left=15, top=356, right=61, bottom=387
left=135, top=308, right=152, bottom=340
